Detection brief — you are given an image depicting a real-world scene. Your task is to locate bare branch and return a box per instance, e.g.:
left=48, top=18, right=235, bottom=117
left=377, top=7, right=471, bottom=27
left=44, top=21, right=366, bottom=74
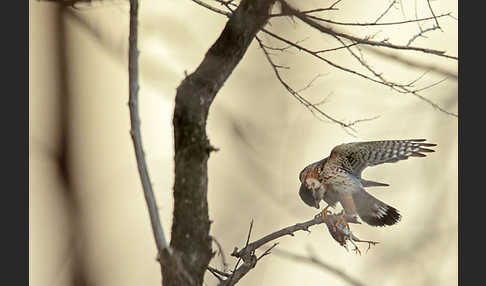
left=165, top=1, right=278, bottom=284
left=261, top=29, right=457, bottom=117
left=307, top=12, right=452, bottom=26
left=261, top=29, right=401, bottom=88
left=333, top=36, right=453, bottom=116
left=333, top=35, right=397, bottom=87
left=220, top=216, right=323, bottom=285
left=374, top=0, right=398, bottom=24
left=257, top=242, right=279, bottom=260
left=256, top=35, right=357, bottom=131
left=208, top=266, right=231, bottom=278
left=414, top=77, right=448, bottom=93
left=347, top=115, right=381, bottom=126
left=259, top=42, right=293, bottom=53
left=316, top=42, right=359, bottom=53
left=296, top=73, right=325, bottom=93
left=312, top=91, right=334, bottom=106
left=192, top=0, right=457, bottom=120
left=127, top=0, right=170, bottom=258
left=231, top=216, right=323, bottom=260
left=210, top=0, right=239, bottom=13
left=192, top=0, right=231, bottom=17
left=222, top=220, right=256, bottom=286
left=208, top=266, right=232, bottom=280
left=220, top=210, right=380, bottom=284
left=212, top=236, right=229, bottom=271
left=362, top=45, right=457, bottom=80
left=278, top=0, right=457, bottom=60
left=207, top=266, right=225, bottom=282
left=407, top=25, right=440, bottom=46
left=426, top=0, right=442, bottom=31
left=271, top=0, right=342, bottom=17
left=257, top=33, right=381, bottom=133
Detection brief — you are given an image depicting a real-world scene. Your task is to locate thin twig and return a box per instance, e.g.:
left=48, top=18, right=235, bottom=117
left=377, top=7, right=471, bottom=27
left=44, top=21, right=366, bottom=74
left=296, top=74, right=325, bottom=93
left=207, top=266, right=225, bottom=282
left=192, top=0, right=231, bottom=17
left=316, top=42, right=359, bottom=53
left=220, top=216, right=323, bottom=286
left=374, top=0, right=398, bottom=23
left=307, top=12, right=452, bottom=26
left=271, top=0, right=342, bottom=17
left=127, top=0, right=170, bottom=258
left=278, top=0, right=457, bottom=60
left=426, top=0, right=442, bottom=31
left=261, top=28, right=457, bottom=117
left=231, top=216, right=323, bottom=260
left=407, top=25, right=439, bottom=46
left=414, top=77, right=448, bottom=93
left=333, top=35, right=395, bottom=87
left=212, top=236, right=229, bottom=271
left=256, top=34, right=377, bottom=133
left=222, top=220, right=256, bottom=286
left=193, top=0, right=457, bottom=118
left=222, top=211, right=380, bottom=285
left=362, top=45, right=457, bottom=80
left=257, top=242, right=279, bottom=260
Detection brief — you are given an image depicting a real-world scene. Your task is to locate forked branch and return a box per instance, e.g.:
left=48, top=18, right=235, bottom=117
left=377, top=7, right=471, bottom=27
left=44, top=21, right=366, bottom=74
left=216, top=212, right=378, bottom=285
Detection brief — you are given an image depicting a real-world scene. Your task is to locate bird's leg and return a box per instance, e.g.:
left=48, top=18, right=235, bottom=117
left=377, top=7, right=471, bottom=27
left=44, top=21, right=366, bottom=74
left=335, top=211, right=349, bottom=229
left=315, top=205, right=332, bottom=223
left=320, top=205, right=332, bottom=222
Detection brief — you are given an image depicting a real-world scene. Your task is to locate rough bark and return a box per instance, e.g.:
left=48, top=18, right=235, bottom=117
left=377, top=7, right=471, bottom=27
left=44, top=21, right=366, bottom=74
left=161, top=0, right=276, bottom=285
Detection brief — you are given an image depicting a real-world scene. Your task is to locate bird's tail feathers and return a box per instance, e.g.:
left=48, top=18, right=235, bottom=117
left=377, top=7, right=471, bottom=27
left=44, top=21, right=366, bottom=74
left=352, top=189, right=401, bottom=227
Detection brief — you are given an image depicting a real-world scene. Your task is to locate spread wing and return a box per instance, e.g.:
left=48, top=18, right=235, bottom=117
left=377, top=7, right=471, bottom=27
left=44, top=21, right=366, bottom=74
left=328, top=139, right=436, bottom=178
left=300, top=157, right=389, bottom=188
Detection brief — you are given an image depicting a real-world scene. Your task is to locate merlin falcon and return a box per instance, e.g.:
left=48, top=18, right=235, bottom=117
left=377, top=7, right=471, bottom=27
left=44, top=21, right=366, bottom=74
left=298, top=139, right=436, bottom=227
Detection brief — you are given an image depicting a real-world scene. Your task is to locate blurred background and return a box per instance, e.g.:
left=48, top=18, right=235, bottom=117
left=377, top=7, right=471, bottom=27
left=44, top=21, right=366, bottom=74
left=29, top=0, right=457, bottom=285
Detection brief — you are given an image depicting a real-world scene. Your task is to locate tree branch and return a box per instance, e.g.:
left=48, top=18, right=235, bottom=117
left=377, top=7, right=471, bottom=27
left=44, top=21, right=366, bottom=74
left=127, top=0, right=170, bottom=263
left=163, top=0, right=277, bottom=285
left=192, top=0, right=231, bottom=17
left=374, top=0, right=398, bottom=23
left=307, top=12, right=453, bottom=27
left=260, top=28, right=457, bottom=117
left=255, top=35, right=364, bottom=133
left=426, top=0, right=442, bottom=31
left=231, top=216, right=323, bottom=260
left=220, top=212, right=377, bottom=284
left=195, top=0, right=457, bottom=120
left=278, top=0, right=457, bottom=60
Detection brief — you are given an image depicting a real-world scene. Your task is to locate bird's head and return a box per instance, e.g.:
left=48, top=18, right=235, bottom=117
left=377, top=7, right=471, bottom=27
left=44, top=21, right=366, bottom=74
left=299, top=183, right=320, bottom=209
left=298, top=165, right=321, bottom=209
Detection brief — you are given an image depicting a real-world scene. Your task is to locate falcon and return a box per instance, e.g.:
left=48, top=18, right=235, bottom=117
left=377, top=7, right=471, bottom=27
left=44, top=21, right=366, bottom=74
left=298, top=139, right=436, bottom=227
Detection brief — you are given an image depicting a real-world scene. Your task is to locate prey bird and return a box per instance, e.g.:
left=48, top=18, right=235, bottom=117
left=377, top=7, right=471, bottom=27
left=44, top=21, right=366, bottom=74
left=298, top=139, right=436, bottom=227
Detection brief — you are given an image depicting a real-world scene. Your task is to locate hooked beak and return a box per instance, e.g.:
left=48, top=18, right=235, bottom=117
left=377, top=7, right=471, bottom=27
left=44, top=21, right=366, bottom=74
left=299, top=184, right=320, bottom=209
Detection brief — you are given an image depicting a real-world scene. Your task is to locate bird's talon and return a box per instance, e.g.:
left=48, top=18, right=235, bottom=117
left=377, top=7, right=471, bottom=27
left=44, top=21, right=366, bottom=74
left=335, top=212, right=349, bottom=229
left=319, top=205, right=331, bottom=223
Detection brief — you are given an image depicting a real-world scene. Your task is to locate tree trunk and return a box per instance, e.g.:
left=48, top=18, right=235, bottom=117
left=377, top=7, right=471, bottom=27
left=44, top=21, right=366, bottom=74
left=161, top=0, right=276, bottom=285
